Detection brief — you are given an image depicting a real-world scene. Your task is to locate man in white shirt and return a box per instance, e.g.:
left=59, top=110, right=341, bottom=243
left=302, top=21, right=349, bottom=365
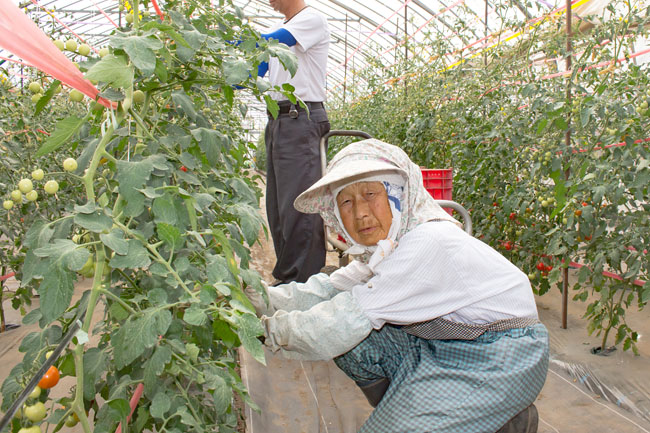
left=262, top=0, right=330, bottom=285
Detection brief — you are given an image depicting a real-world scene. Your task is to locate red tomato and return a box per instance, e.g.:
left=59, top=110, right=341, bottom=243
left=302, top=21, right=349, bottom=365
left=37, top=365, right=60, bottom=389
left=504, top=241, right=513, bottom=250
left=509, top=212, right=517, bottom=220
left=536, top=262, right=546, bottom=271
left=180, top=166, right=188, bottom=172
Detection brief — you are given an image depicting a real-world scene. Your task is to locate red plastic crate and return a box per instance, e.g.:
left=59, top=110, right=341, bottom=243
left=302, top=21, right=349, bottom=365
left=421, top=168, right=453, bottom=214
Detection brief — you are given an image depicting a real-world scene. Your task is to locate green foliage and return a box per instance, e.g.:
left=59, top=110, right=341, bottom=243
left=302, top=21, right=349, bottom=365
left=1, top=0, right=298, bottom=431
left=329, top=0, right=649, bottom=353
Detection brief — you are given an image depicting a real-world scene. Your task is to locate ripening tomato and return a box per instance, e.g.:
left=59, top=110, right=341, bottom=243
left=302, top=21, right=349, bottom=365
left=37, top=365, right=60, bottom=389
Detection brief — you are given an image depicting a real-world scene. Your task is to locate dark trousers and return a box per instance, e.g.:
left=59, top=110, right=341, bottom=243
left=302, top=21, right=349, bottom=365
left=264, top=104, right=330, bottom=283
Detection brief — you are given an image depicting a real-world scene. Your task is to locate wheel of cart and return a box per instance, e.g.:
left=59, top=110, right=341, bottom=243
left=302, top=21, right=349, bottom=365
left=319, top=130, right=472, bottom=269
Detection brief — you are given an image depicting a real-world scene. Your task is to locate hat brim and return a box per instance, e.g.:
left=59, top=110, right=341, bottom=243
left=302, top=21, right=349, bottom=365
left=294, top=159, right=407, bottom=213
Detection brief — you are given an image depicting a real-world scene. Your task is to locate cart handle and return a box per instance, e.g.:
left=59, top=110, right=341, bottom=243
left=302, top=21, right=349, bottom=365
left=319, top=130, right=372, bottom=176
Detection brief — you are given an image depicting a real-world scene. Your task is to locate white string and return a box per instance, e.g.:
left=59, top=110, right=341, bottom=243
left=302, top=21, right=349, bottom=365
left=300, top=361, right=330, bottom=433
left=538, top=416, right=560, bottom=433
left=549, top=369, right=650, bottom=433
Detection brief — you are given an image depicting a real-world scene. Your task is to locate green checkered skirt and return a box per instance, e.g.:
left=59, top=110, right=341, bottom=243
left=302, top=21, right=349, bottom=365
left=334, top=323, right=549, bottom=433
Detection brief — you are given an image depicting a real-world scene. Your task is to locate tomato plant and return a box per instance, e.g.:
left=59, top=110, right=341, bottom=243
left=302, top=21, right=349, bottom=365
left=329, top=2, right=649, bottom=353
left=1, top=0, right=300, bottom=431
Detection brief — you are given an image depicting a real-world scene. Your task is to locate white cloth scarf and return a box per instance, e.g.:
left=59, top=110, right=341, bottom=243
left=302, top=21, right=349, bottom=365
left=332, top=173, right=405, bottom=263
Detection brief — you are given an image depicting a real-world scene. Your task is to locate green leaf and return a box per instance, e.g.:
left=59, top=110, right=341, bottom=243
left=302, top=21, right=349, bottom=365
left=176, top=29, right=207, bottom=62
left=38, top=263, right=75, bottom=324
left=113, top=309, right=172, bottom=368
left=86, top=54, right=134, bottom=89
left=171, top=90, right=197, bottom=121
left=229, top=203, right=263, bottom=245
left=191, top=128, right=226, bottom=165
left=83, top=348, right=107, bottom=400
left=222, top=85, right=234, bottom=107
left=222, top=57, right=250, bottom=85
left=144, top=345, right=172, bottom=396
left=74, top=210, right=113, bottom=233
left=151, top=391, right=171, bottom=419
left=157, top=223, right=182, bottom=250
left=208, top=373, right=230, bottom=415
left=152, top=195, right=177, bottom=224
left=33, top=239, right=90, bottom=272
left=116, top=157, right=156, bottom=217
left=100, top=229, right=129, bottom=255
left=110, top=32, right=163, bottom=76
left=36, top=116, right=86, bottom=157
left=264, top=94, right=279, bottom=119
left=108, top=398, right=131, bottom=421
left=185, top=343, right=200, bottom=362
left=109, top=240, right=151, bottom=270
left=34, top=80, right=60, bottom=116
left=267, top=43, right=297, bottom=76
left=256, top=76, right=271, bottom=93
left=234, top=313, right=265, bottom=365
left=183, top=304, right=207, bottom=326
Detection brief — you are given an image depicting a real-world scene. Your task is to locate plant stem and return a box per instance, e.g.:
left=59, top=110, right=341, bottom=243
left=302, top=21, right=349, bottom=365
left=98, top=287, right=138, bottom=315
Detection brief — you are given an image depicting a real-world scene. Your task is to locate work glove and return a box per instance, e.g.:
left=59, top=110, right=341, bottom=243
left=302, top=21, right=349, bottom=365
left=329, top=239, right=398, bottom=291
left=261, top=291, right=373, bottom=361
left=244, top=281, right=275, bottom=317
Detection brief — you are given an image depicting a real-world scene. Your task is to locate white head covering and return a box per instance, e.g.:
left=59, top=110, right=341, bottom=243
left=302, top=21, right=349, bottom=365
left=294, top=138, right=460, bottom=263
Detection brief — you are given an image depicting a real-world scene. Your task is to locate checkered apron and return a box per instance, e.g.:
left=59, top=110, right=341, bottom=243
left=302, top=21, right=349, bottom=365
left=334, top=320, right=549, bottom=433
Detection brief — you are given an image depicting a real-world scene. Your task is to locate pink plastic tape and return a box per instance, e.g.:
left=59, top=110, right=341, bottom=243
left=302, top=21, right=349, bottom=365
left=0, top=0, right=115, bottom=108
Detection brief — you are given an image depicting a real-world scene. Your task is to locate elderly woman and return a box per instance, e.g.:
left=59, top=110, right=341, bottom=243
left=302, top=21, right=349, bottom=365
left=255, top=139, right=549, bottom=433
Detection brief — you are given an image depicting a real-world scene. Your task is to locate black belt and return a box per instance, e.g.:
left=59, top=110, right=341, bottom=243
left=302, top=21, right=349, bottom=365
left=269, top=101, right=325, bottom=118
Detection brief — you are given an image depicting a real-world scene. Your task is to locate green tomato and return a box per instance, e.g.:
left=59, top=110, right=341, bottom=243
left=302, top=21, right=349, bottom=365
left=65, top=39, right=77, bottom=52
left=65, top=413, right=80, bottom=427
left=2, top=200, right=13, bottom=210
left=24, top=401, right=47, bottom=422
left=125, top=12, right=134, bottom=23
left=26, top=190, right=38, bottom=202
left=31, top=93, right=42, bottom=104
left=18, top=178, right=33, bottom=194
left=29, top=386, right=41, bottom=399
left=63, top=158, right=78, bottom=172
left=78, top=43, right=91, bottom=56
left=53, top=39, right=65, bottom=51
left=18, top=426, right=41, bottom=433
left=10, top=190, right=21, bottom=201
left=44, top=180, right=59, bottom=195
left=79, top=256, right=95, bottom=278
left=69, top=90, right=84, bottom=103
left=98, top=47, right=109, bottom=58
left=31, top=168, right=44, bottom=181
left=28, top=81, right=42, bottom=94
left=133, top=90, right=145, bottom=104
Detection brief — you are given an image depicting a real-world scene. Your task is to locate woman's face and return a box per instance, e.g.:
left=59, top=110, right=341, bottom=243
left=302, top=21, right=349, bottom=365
left=336, top=181, right=393, bottom=246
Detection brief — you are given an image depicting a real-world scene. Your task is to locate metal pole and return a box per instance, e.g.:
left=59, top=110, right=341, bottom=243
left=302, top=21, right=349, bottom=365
left=404, top=3, right=408, bottom=97
left=562, top=0, right=573, bottom=330
left=484, top=0, right=488, bottom=66
left=343, top=14, right=348, bottom=104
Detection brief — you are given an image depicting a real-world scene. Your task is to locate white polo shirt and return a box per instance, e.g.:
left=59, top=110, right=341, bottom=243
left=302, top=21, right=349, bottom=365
left=266, top=7, right=329, bottom=102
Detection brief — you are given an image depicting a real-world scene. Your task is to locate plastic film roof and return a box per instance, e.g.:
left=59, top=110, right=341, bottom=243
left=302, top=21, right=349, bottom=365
left=1, top=0, right=621, bottom=131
